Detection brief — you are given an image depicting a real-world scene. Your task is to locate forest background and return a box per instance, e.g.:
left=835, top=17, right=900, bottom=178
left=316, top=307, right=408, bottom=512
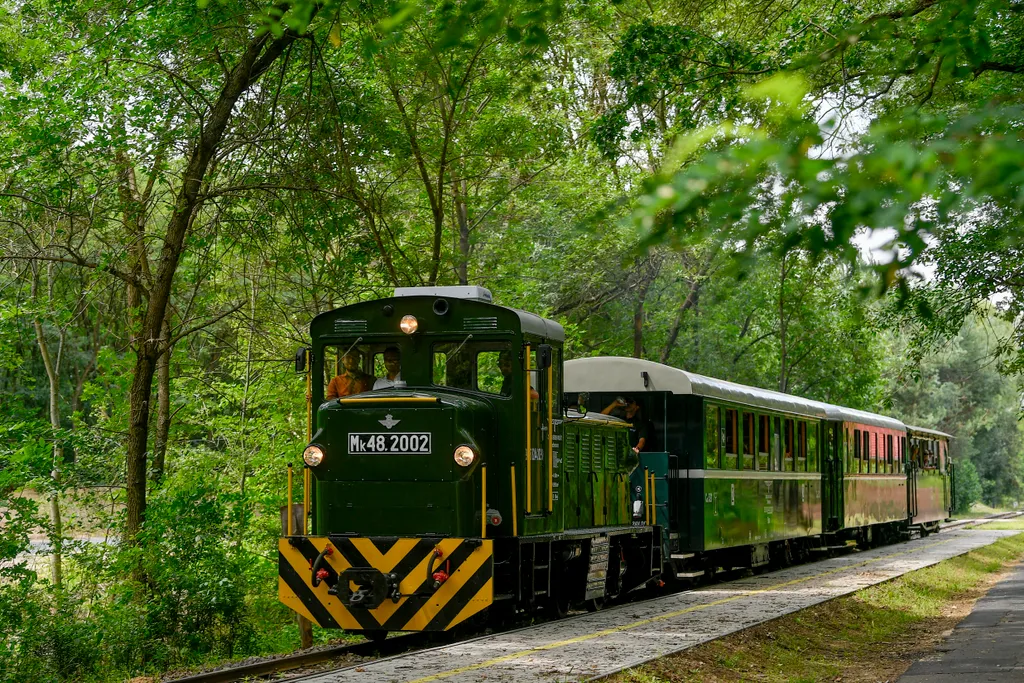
left=1, top=0, right=1022, bottom=680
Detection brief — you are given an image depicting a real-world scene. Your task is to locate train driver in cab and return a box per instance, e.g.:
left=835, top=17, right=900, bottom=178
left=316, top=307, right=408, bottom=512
left=326, top=350, right=374, bottom=399
left=602, top=396, right=649, bottom=454
left=499, top=349, right=539, bottom=400
left=373, top=346, right=402, bottom=389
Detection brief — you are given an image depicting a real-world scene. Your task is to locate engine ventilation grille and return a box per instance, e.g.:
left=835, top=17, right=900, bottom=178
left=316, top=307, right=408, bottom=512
left=463, top=316, right=498, bottom=330
left=334, top=319, right=368, bottom=334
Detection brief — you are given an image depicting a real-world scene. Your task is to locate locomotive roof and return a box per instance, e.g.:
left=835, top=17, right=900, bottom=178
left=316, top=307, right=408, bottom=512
left=309, top=297, right=564, bottom=342
left=510, top=307, right=565, bottom=341
left=565, top=356, right=905, bottom=430
left=906, top=425, right=953, bottom=439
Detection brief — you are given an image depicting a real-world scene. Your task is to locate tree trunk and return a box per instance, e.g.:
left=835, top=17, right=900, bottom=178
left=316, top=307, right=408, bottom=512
left=660, top=247, right=717, bottom=364
left=778, top=252, right=789, bottom=393
left=151, top=317, right=171, bottom=483
left=455, top=177, right=469, bottom=285
left=31, top=263, right=63, bottom=590
left=123, top=23, right=311, bottom=541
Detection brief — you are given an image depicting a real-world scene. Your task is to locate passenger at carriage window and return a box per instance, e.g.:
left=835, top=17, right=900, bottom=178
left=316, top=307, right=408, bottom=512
left=601, top=397, right=649, bottom=454
left=373, top=346, right=402, bottom=389
left=326, top=350, right=374, bottom=399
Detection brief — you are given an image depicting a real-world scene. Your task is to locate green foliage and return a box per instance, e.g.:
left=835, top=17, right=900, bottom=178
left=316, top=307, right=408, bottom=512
left=953, top=459, right=983, bottom=514
left=1, top=0, right=1022, bottom=679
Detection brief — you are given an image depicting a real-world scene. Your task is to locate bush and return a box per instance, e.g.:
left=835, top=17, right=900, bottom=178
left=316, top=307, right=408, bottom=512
left=953, top=457, right=982, bottom=514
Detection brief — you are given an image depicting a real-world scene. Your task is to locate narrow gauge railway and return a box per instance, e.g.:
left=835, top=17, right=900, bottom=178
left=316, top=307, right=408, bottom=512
left=277, top=286, right=955, bottom=643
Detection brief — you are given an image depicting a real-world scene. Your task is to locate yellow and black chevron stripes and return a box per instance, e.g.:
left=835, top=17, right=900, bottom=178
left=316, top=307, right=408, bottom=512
left=278, top=536, right=493, bottom=632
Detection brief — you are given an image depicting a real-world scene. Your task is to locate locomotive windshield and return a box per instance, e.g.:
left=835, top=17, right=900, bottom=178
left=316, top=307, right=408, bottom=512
left=321, top=339, right=514, bottom=399
left=323, top=342, right=402, bottom=399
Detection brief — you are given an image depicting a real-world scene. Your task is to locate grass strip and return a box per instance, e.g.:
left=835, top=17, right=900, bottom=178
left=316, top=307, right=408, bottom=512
left=611, top=532, right=1024, bottom=683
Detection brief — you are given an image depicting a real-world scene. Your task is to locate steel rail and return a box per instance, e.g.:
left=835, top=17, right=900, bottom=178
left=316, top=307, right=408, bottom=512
left=165, top=632, right=430, bottom=683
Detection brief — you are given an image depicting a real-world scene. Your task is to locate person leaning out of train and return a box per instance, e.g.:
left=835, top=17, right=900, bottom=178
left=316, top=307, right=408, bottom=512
left=373, top=346, right=402, bottom=389
left=602, top=396, right=649, bottom=454
left=326, top=350, right=374, bottom=399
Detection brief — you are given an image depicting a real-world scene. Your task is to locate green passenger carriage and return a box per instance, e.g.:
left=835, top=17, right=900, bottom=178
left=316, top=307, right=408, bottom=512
left=564, top=357, right=953, bottom=575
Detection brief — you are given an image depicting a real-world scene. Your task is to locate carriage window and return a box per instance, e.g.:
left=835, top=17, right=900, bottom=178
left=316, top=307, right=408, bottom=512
left=742, top=412, right=755, bottom=470
left=797, top=422, right=807, bottom=472
left=887, top=435, right=894, bottom=473
left=847, top=429, right=854, bottom=473
left=784, top=419, right=794, bottom=471
left=705, top=406, right=720, bottom=469
left=854, top=429, right=862, bottom=473
left=863, top=431, right=871, bottom=474
left=757, top=414, right=770, bottom=471
left=724, top=409, right=738, bottom=469
left=807, top=423, right=818, bottom=472
left=433, top=341, right=512, bottom=394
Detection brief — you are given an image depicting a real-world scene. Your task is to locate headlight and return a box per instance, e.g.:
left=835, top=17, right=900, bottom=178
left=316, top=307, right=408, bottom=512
left=303, top=445, right=325, bottom=467
left=400, top=315, right=419, bottom=334
left=453, top=445, right=476, bottom=467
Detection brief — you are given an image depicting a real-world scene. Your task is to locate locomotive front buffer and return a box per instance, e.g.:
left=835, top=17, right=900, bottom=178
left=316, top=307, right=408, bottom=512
left=278, top=534, right=494, bottom=633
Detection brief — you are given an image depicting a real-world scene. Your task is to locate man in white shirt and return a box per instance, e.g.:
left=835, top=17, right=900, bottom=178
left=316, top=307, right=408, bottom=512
left=373, top=347, right=402, bottom=389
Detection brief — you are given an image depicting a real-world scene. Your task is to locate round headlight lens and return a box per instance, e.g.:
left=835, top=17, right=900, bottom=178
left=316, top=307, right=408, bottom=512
left=453, top=445, right=476, bottom=467
left=400, top=315, right=419, bottom=334
left=303, top=445, right=325, bottom=467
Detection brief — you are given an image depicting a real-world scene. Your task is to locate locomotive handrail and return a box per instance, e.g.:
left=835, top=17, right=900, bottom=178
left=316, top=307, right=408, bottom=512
left=547, top=364, right=554, bottom=512
left=525, top=344, right=532, bottom=514
left=287, top=463, right=294, bottom=536
left=338, top=396, right=440, bottom=404
left=511, top=464, right=518, bottom=536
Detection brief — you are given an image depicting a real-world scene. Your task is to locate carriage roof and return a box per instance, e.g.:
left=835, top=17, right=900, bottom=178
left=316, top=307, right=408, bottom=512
left=565, top=356, right=905, bottom=430
left=906, top=425, right=954, bottom=440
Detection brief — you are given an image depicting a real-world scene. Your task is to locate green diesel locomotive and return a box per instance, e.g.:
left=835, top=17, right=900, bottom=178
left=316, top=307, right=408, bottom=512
left=279, top=287, right=659, bottom=636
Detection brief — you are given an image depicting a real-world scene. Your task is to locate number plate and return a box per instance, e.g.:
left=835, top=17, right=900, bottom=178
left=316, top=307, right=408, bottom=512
left=348, top=432, right=431, bottom=455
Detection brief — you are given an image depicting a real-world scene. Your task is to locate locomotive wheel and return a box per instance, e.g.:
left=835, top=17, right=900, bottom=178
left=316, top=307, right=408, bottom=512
left=365, top=630, right=388, bottom=644
left=584, top=597, right=605, bottom=612
left=547, top=592, right=571, bottom=619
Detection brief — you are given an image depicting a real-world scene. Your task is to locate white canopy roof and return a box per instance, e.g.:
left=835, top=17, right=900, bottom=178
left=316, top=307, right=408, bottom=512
left=565, top=356, right=905, bottom=430
left=906, top=425, right=953, bottom=439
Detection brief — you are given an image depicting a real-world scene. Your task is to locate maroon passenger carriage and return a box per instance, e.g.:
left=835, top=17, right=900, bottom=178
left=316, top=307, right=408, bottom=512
left=906, top=426, right=955, bottom=534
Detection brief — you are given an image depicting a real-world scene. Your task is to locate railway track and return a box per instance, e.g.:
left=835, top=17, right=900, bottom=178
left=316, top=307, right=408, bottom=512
left=165, top=632, right=431, bottom=683
left=168, top=510, right=1022, bottom=683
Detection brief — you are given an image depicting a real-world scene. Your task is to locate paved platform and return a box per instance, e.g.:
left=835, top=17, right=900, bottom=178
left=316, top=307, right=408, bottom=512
left=898, top=561, right=1024, bottom=683
left=295, top=529, right=1019, bottom=683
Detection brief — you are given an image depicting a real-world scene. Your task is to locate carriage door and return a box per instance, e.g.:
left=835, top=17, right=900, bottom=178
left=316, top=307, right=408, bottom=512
left=822, top=423, right=843, bottom=532
left=525, top=343, right=556, bottom=520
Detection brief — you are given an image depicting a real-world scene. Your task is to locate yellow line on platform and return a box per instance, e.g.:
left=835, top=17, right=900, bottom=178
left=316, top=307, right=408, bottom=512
left=406, top=537, right=955, bottom=683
